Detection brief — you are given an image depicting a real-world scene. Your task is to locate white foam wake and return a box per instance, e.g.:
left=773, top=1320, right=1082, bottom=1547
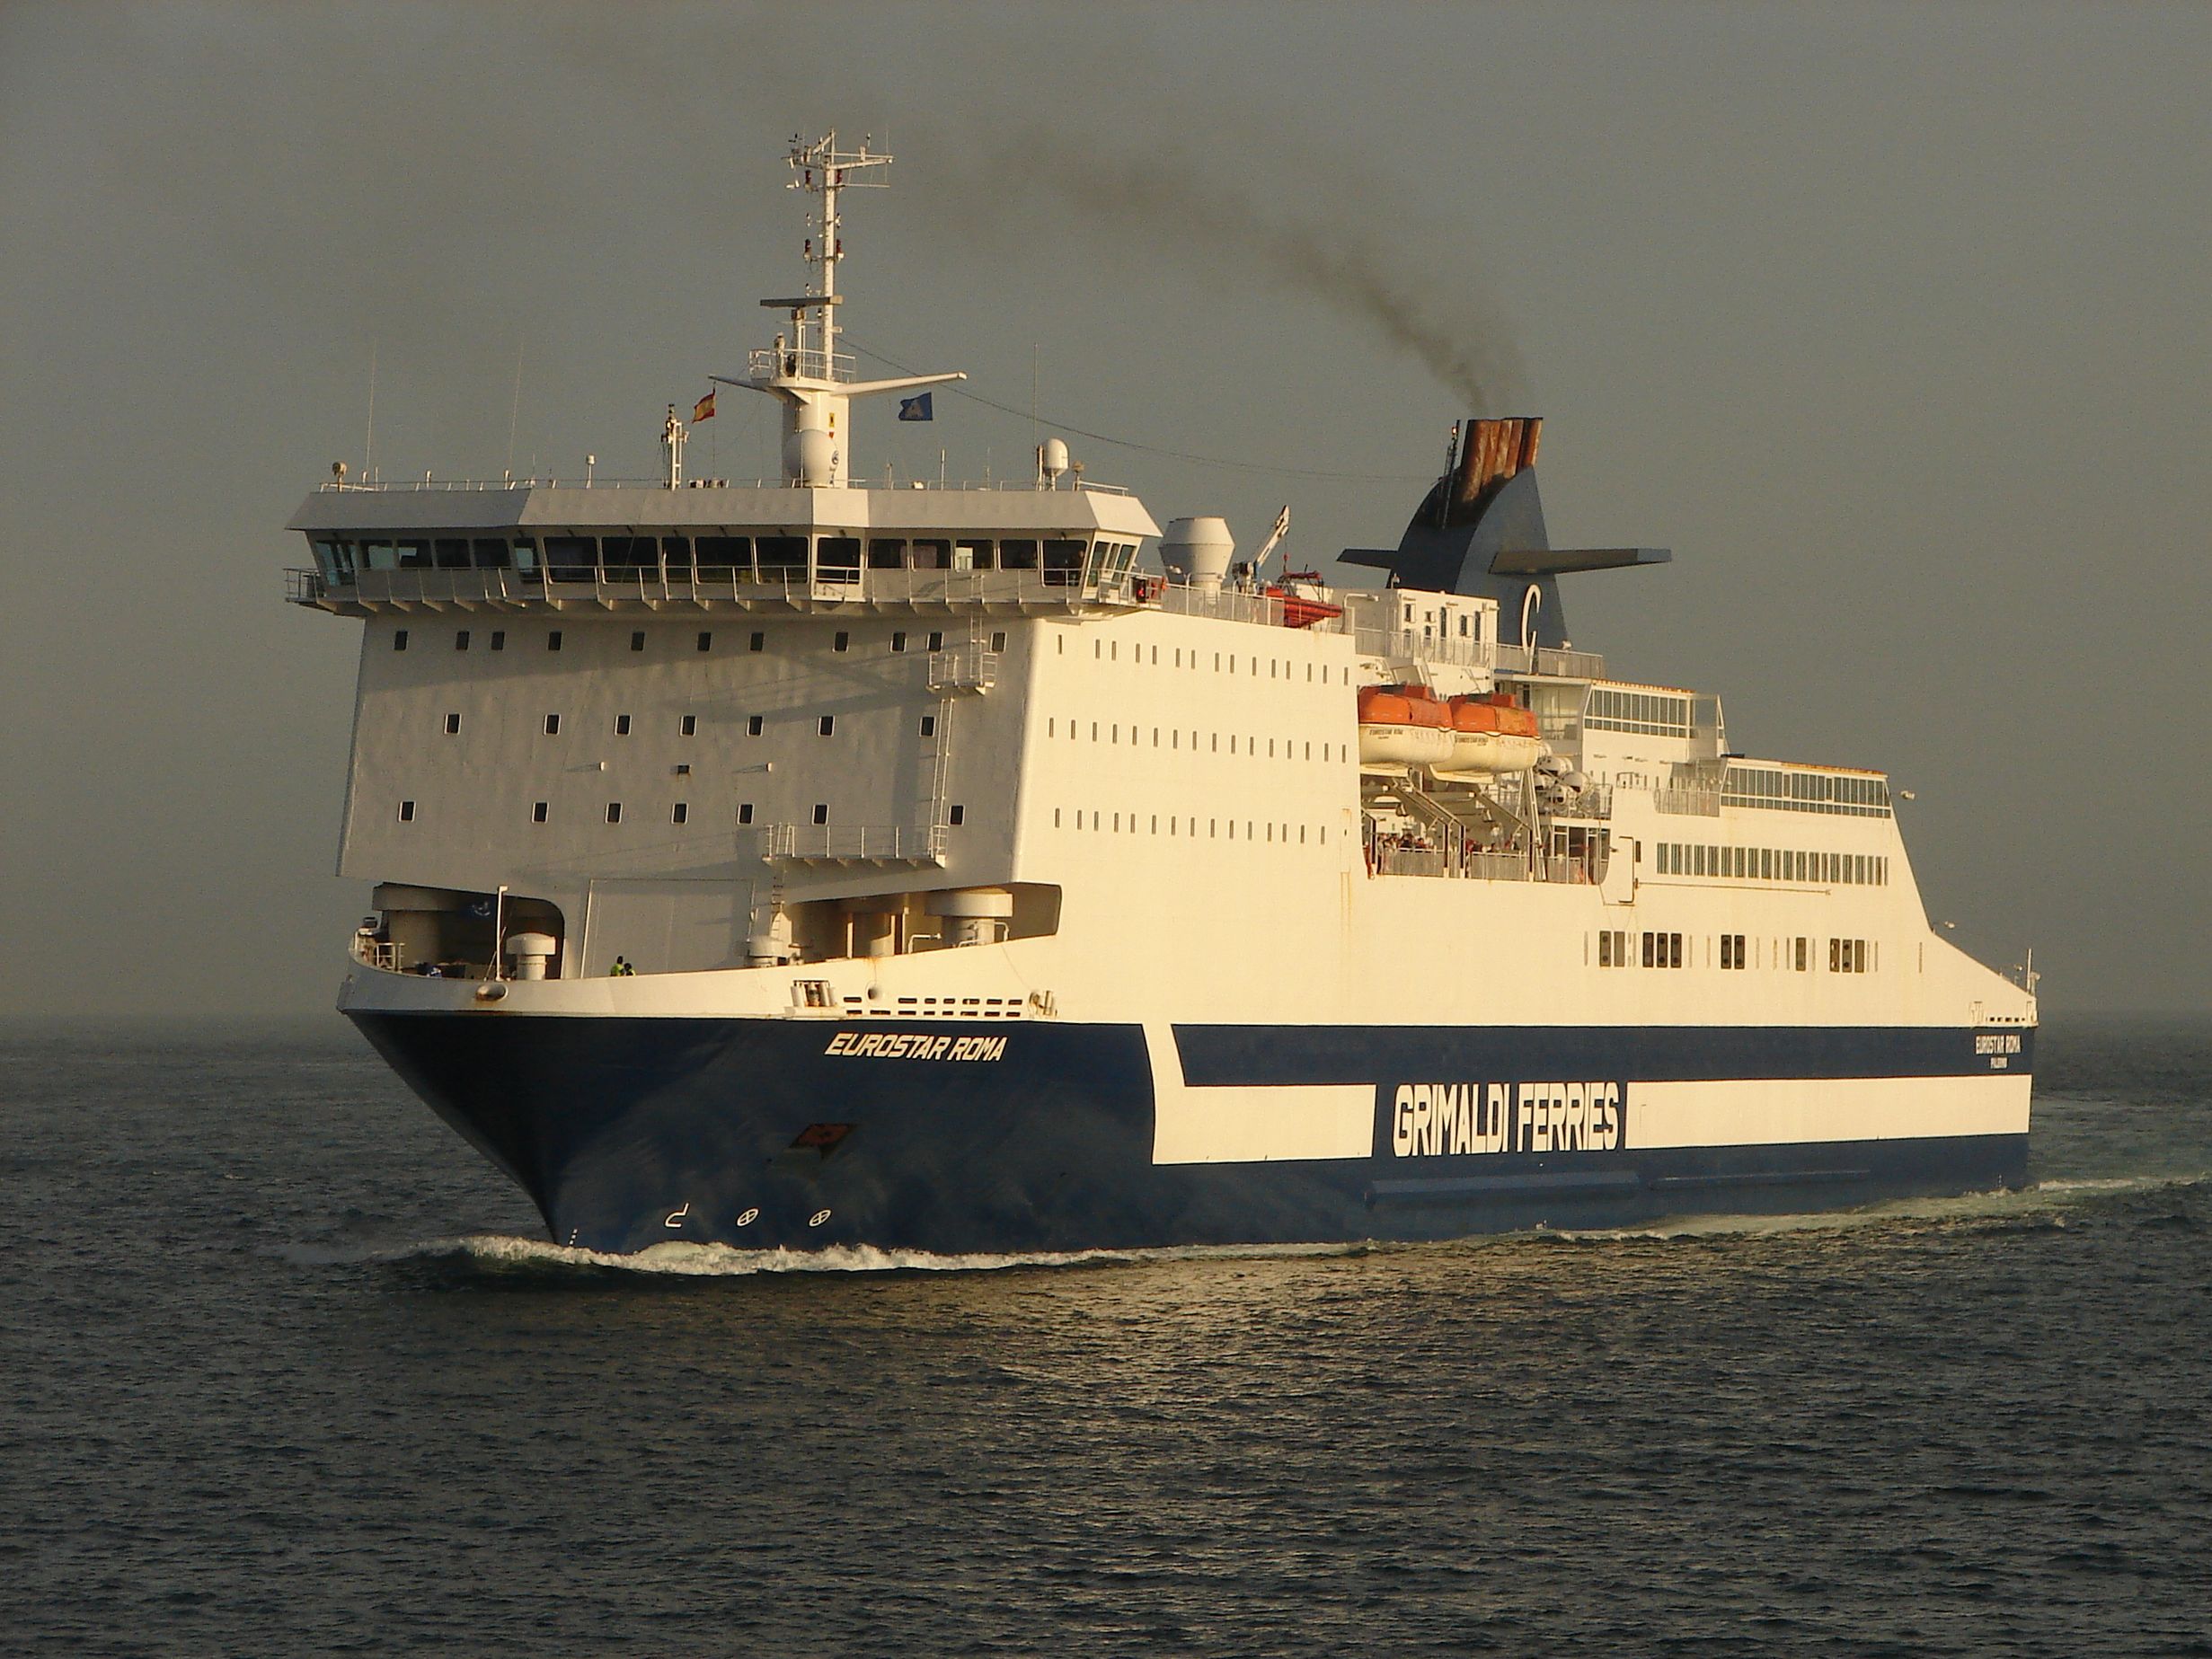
left=378, top=1232, right=1368, bottom=1277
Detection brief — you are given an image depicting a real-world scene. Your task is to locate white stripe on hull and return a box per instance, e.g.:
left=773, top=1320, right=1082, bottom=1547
left=1626, top=1073, right=2031, bottom=1149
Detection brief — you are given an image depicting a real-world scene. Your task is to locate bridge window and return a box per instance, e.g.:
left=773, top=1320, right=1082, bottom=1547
left=818, top=536, right=862, bottom=572
left=661, top=537, right=691, bottom=572
left=433, top=537, right=470, bottom=569
left=954, top=538, right=993, bottom=570
left=868, top=539, right=904, bottom=569
left=758, top=536, right=807, bottom=574
left=697, top=535, right=749, bottom=573
left=1001, top=538, right=1039, bottom=569
left=544, top=536, right=595, bottom=578
left=1043, top=539, right=1084, bottom=583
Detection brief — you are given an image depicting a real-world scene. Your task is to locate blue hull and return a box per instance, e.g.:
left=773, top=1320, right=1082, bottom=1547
left=352, top=1013, right=2031, bottom=1255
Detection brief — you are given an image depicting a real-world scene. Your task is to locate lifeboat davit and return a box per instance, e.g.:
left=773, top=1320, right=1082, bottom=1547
left=1436, top=694, right=1544, bottom=773
left=1356, top=684, right=1455, bottom=767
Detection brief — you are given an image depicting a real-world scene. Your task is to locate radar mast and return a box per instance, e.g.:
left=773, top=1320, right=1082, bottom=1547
left=729, top=132, right=965, bottom=488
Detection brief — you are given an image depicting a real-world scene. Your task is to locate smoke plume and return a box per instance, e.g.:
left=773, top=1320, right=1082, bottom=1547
left=973, top=128, right=1527, bottom=411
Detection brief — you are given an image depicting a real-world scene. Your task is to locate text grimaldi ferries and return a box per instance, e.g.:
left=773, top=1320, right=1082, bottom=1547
left=1387, top=1081, right=1624, bottom=1157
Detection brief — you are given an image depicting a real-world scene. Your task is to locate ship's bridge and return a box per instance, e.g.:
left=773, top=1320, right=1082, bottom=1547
left=285, top=478, right=1162, bottom=615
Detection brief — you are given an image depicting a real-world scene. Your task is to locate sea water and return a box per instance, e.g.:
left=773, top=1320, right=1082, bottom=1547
left=3, top=1017, right=2207, bottom=1655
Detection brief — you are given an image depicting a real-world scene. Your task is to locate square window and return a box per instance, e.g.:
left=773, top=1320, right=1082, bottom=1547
left=548, top=631, right=562, bottom=651
left=950, top=804, right=965, bottom=825
left=444, top=713, right=460, bottom=735
left=532, top=802, right=547, bottom=823
left=748, top=631, right=765, bottom=652
left=674, top=763, right=690, bottom=776
left=747, top=715, right=764, bottom=737
left=455, top=630, right=471, bottom=651
left=615, top=714, right=632, bottom=736
left=672, top=802, right=688, bottom=825
left=811, top=804, right=828, bottom=826
left=490, top=631, right=505, bottom=651
left=696, top=631, right=712, bottom=652
left=544, top=714, right=561, bottom=735
left=398, top=799, right=415, bottom=822
left=631, top=631, right=646, bottom=652
left=818, top=716, right=835, bottom=737
left=834, top=631, right=850, bottom=652
left=393, top=630, right=409, bottom=651
left=606, top=802, right=623, bottom=824
left=680, top=715, right=697, bottom=737
left=738, top=803, right=754, bottom=825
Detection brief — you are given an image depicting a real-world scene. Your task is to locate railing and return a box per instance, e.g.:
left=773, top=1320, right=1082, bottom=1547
left=351, top=935, right=404, bottom=972
left=311, top=472, right=1135, bottom=496
left=1552, top=782, right=1614, bottom=819
left=760, top=822, right=950, bottom=864
left=1653, top=785, right=1721, bottom=816
left=1340, top=625, right=1606, bottom=682
left=926, top=646, right=1000, bottom=693
left=288, top=566, right=1137, bottom=612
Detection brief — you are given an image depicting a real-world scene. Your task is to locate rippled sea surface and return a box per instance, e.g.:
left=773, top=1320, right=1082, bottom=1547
left=4, top=1017, right=2208, bottom=1656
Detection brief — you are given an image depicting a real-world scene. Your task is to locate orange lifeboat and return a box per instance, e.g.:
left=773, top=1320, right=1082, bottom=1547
left=1357, top=684, right=1455, bottom=768
left=1266, top=583, right=1345, bottom=630
left=1440, top=695, right=1545, bottom=773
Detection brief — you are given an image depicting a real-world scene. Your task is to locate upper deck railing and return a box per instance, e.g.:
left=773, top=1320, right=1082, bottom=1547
left=285, top=562, right=1606, bottom=675
left=308, top=474, right=1136, bottom=497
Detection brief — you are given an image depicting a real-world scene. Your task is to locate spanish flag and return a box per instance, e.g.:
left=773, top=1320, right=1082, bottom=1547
left=692, top=391, right=716, bottom=422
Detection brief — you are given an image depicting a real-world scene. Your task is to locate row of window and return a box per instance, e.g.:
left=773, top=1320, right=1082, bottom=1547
left=1594, top=930, right=1878, bottom=972
left=1656, top=842, right=1889, bottom=887
left=1047, top=716, right=1347, bottom=763
left=1587, top=686, right=1693, bottom=738
left=394, top=626, right=984, bottom=657
left=1722, top=765, right=1892, bottom=817
left=318, top=532, right=1109, bottom=579
left=1064, top=632, right=1351, bottom=685
left=1055, top=807, right=1329, bottom=845
left=444, top=710, right=943, bottom=741
left=396, top=799, right=967, bottom=830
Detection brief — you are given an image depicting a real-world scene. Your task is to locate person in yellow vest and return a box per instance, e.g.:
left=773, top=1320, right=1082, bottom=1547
left=610, top=956, right=635, bottom=976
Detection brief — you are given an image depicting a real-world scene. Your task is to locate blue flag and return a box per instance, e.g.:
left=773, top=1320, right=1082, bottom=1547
left=898, top=393, right=933, bottom=422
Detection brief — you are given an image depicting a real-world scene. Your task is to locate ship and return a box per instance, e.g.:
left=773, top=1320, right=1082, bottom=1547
left=288, top=135, right=2037, bottom=1256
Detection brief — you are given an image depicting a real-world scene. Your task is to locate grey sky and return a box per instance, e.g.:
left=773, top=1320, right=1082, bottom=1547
left=2, top=1, right=2206, bottom=1022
